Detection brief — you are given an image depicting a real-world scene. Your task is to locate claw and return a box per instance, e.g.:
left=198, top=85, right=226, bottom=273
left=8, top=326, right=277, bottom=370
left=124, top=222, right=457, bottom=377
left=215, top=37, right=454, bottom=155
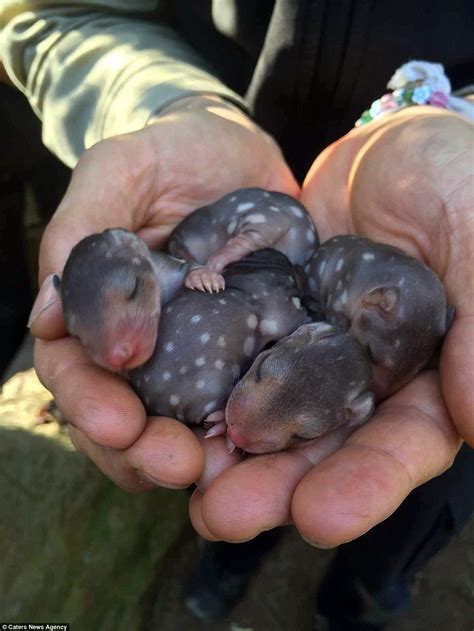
left=226, top=434, right=236, bottom=453
left=205, top=421, right=227, bottom=438
left=185, top=268, right=226, bottom=293
left=203, top=410, right=226, bottom=427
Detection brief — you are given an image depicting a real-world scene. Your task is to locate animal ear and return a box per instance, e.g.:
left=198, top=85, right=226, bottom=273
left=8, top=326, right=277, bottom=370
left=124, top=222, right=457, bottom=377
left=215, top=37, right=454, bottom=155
left=52, top=274, right=62, bottom=292
left=362, top=286, right=399, bottom=319
left=305, top=321, right=338, bottom=342
left=445, top=305, right=456, bottom=331
left=344, top=391, right=375, bottom=427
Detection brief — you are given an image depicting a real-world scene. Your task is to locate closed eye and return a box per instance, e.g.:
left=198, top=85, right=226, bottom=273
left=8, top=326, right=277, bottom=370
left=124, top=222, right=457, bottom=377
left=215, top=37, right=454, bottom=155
left=128, top=276, right=140, bottom=300
left=291, top=433, right=309, bottom=444
left=254, top=354, right=269, bottom=383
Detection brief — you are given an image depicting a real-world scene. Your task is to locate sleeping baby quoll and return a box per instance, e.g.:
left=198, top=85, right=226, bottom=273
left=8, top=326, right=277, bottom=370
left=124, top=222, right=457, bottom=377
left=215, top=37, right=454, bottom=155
left=127, top=248, right=307, bottom=435
left=168, top=187, right=319, bottom=292
left=304, top=235, right=454, bottom=400
left=56, top=228, right=190, bottom=371
left=225, top=322, right=374, bottom=454
left=224, top=235, right=454, bottom=454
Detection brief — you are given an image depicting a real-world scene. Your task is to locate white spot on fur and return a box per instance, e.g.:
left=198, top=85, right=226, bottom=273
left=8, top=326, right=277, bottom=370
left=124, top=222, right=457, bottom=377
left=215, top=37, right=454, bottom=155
left=165, top=306, right=172, bottom=314
left=260, top=319, right=278, bottom=335
left=169, top=394, right=180, bottom=406
left=318, top=260, right=327, bottom=276
left=236, top=202, right=255, bottom=212
left=203, top=401, right=217, bottom=414
left=247, top=314, right=258, bottom=329
left=195, top=357, right=206, bottom=367
left=215, top=359, right=225, bottom=370
left=196, top=379, right=205, bottom=390
left=246, top=213, right=267, bottom=224
left=200, top=332, right=210, bottom=344
left=162, top=371, right=171, bottom=381
left=336, top=258, right=344, bottom=271
left=191, top=315, right=202, bottom=323
left=217, top=336, right=226, bottom=347
left=292, top=297, right=301, bottom=309
left=269, top=205, right=280, bottom=212
left=179, top=365, right=188, bottom=375
left=144, top=374, right=151, bottom=382
left=363, top=252, right=375, bottom=262
left=291, top=205, right=304, bottom=218
left=132, top=257, right=141, bottom=265
left=165, top=342, right=174, bottom=352
left=340, top=289, right=348, bottom=305
left=306, top=230, right=315, bottom=243
left=230, top=195, right=237, bottom=202
left=399, top=277, right=406, bottom=286
left=394, top=339, right=401, bottom=349
left=227, top=218, right=238, bottom=234
left=312, top=322, right=334, bottom=334
left=243, top=337, right=255, bottom=356
left=218, top=299, right=227, bottom=305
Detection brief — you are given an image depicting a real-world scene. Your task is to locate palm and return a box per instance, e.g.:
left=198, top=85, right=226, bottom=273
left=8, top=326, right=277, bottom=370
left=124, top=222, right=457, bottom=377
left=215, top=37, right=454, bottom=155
left=190, top=108, right=473, bottom=545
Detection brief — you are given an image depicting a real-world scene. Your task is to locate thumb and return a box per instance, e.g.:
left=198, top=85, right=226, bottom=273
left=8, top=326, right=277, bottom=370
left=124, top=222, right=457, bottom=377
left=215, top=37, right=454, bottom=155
left=30, top=133, right=155, bottom=339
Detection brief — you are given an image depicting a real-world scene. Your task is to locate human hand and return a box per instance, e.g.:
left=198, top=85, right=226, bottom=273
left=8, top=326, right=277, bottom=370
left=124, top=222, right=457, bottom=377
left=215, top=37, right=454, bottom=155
left=190, top=108, right=472, bottom=545
left=30, top=95, right=298, bottom=492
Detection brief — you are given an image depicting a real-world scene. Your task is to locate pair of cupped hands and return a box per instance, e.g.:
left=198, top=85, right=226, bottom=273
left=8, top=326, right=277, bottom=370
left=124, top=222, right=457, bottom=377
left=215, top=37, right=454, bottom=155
left=31, top=95, right=473, bottom=546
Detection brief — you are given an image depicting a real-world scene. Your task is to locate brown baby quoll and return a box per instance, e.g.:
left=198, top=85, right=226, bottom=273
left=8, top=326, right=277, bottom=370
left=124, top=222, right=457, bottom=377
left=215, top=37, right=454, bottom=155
left=56, top=228, right=189, bottom=371
left=304, top=235, right=454, bottom=399
left=225, top=322, right=374, bottom=454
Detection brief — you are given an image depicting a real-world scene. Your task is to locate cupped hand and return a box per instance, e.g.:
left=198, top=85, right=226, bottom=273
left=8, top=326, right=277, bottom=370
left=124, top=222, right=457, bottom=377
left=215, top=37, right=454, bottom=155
left=31, top=95, right=298, bottom=492
left=191, top=108, right=472, bottom=545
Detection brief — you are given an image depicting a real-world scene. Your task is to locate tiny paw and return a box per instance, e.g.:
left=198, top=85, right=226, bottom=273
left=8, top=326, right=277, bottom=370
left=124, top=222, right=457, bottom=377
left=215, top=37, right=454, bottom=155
left=203, top=410, right=227, bottom=438
left=185, top=268, right=225, bottom=293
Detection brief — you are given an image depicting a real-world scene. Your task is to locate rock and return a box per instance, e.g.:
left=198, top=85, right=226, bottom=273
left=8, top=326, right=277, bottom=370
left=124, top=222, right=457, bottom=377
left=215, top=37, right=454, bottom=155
left=0, top=369, right=188, bottom=629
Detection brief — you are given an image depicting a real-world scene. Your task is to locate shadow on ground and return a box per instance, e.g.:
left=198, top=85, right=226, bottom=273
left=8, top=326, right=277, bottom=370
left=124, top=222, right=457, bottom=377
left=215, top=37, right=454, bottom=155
left=147, top=516, right=474, bottom=631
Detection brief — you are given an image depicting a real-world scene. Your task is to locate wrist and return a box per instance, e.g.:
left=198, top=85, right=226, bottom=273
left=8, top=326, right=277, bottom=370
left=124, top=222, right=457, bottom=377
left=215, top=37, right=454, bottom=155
left=147, top=94, right=250, bottom=125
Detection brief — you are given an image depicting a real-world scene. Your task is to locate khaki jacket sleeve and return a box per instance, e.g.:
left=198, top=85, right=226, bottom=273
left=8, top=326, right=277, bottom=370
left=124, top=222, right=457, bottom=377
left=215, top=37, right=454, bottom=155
left=0, top=1, right=246, bottom=167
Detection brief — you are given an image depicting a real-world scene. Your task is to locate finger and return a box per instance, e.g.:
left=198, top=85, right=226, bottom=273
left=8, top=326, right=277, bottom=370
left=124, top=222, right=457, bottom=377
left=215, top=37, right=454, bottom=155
left=196, top=425, right=351, bottom=541
left=193, top=428, right=242, bottom=492
left=292, top=371, right=461, bottom=548
left=189, top=489, right=220, bottom=541
left=69, top=416, right=204, bottom=492
left=38, top=136, right=156, bottom=283
left=28, top=274, right=67, bottom=339
left=34, top=337, right=146, bottom=448
left=68, top=425, right=155, bottom=493
left=441, top=315, right=474, bottom=446
left=126, top=416, right=204, bottom=488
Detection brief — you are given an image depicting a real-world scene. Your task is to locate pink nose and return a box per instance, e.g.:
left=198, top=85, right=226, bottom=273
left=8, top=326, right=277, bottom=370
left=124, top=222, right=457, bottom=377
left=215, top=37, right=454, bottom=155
left=226, top=424, right=247, bottom=449
left=104, top=343, right=136, bottom=371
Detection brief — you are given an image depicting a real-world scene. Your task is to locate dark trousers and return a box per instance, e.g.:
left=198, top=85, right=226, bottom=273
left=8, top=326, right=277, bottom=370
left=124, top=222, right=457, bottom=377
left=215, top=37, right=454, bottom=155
left=208, top=443, right=474, bottom=627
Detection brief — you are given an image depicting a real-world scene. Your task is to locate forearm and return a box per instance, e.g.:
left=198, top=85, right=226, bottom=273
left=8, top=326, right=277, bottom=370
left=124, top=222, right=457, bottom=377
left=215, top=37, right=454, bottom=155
left=0, top=2, right=245, bottom=166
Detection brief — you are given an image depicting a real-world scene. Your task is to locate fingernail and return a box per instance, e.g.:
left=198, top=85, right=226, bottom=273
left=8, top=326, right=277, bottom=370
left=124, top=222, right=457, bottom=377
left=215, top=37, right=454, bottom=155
left=300, top=534, right=336, bottom=549
left=27, top=274, right=59, bottom=328
left=137, top=471, right=187, bottom=490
